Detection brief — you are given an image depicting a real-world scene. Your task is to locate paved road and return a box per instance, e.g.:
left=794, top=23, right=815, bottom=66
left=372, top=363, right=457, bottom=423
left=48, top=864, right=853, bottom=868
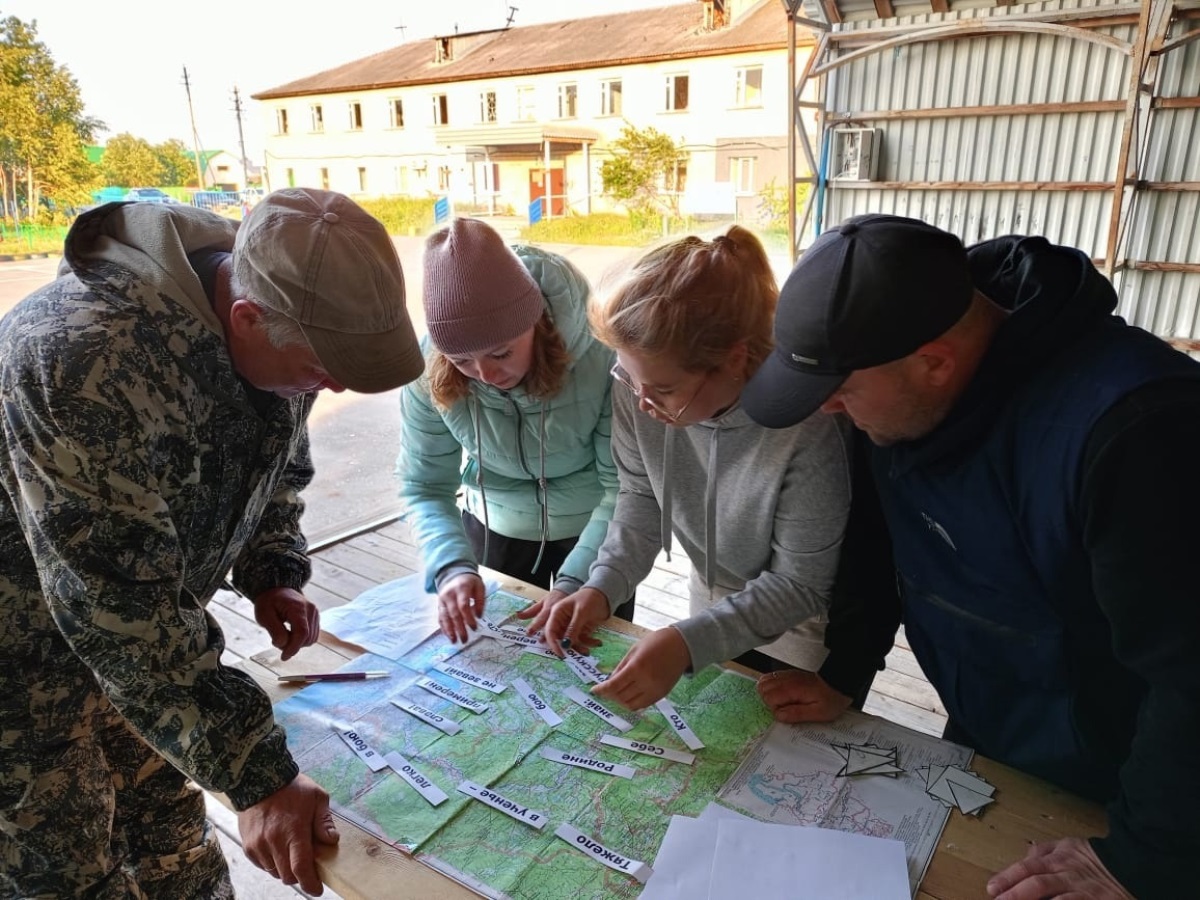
left=0, top=238, right=648, bottom=545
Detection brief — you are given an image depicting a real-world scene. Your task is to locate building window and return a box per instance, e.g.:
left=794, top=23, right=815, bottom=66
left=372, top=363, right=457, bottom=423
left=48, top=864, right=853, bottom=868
left=664, top=73, right=689, bottom=112
left=599, top=79, right=623, bottom=116
left=665, top=160, right=688, bottom=193
left=432, top=94, right=449, bottom=126
left=389, top=98, right=405, bottom=129
left=730, top=157, right=755, bottom=194
left=395, top=165, right=408, bottom=193
left=480, top=91, right=497, bottom=123
left=557, top=83, right=577, bottom=119
left=516, top=86, right=536, bottom=122
left=438, top=165, right=452, bottom=191
left=285, top=167, right=295, bottom=187
left=348, top=102, right=363, bottom=130
left=357, top=167, right=368, bottom=191
left=320, top=167, right=330, bottom=191
left=734, top=67, right=763, bottom=107
left=309, top=104, right=324, bottom=133
left=275, top=108, right=289, bottom=135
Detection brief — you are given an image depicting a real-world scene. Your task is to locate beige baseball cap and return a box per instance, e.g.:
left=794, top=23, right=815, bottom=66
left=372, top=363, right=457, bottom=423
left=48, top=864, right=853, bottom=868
left=233, top=188, right=424, bottom=393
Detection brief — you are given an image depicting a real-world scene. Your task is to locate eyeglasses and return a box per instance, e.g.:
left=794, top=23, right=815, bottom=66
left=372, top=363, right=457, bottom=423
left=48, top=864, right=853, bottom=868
left=610, top=362, right=708, bottom=424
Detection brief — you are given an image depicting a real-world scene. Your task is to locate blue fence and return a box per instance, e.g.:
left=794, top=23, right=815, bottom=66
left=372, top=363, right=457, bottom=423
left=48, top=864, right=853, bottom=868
left=191, top=191, right=243, bottom=210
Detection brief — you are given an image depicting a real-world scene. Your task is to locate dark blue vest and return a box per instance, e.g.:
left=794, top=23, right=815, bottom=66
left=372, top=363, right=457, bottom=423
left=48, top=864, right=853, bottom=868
left=875, top=319, right=1200, bottom=799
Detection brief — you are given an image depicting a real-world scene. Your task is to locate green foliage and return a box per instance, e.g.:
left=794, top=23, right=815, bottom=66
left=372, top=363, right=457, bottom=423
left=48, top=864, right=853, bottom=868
left=154, top=139, right=194, bottom=187
left=100, top=133, right=165, bottom=188
left=519, top=212, right=716, bottom=247
left=0, top=15, right=100, bottom=223
left=357, top=196, right=438, bottom=236
left=756, top=178, right=811, bottom=232
left=0, top=221, right=67, bottom=255
left=599, top=124, right=686, bottom=217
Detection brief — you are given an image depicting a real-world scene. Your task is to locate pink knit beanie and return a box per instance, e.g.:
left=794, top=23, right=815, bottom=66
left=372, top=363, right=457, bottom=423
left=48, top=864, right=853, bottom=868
left=423, top=218, right=545, bottom=355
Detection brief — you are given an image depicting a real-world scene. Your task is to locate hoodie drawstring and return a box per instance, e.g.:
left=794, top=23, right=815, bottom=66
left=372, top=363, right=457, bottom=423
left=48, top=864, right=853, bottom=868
left=704, top=425, right=720, bottom=601
left=531, top=402, right=549, bottom=575
left=660, top=428, right=675, bottom=562
left=470, top=393, right=491, bottom=569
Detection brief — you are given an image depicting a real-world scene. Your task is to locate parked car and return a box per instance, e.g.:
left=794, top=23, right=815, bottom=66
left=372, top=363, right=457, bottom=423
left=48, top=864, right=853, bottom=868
left=123, top=188, right=175, bottom=204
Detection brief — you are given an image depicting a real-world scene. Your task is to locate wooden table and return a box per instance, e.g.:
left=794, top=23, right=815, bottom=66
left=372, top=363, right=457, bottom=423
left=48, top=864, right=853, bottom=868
left=232, top=571, right=1108, bottom=900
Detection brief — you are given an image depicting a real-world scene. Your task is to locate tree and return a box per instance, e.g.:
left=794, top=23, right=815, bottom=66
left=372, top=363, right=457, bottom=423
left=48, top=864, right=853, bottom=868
left=101, top=133, right=164, bottom=188
left=599, top=124, right=687, bottom=219
left=0, top=15, right=99, bottom=222
left=154, top=139, right=192, bottom=187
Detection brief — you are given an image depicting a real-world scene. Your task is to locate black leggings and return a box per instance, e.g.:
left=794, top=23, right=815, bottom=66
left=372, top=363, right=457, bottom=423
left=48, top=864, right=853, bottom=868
left=461, top=511, right=635, bottom=622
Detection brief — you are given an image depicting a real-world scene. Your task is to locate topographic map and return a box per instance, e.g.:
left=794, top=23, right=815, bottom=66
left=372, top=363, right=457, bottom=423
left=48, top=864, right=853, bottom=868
left=718, top=711, right=974, bottom=892
left=273, top=590, right=774, bottom=899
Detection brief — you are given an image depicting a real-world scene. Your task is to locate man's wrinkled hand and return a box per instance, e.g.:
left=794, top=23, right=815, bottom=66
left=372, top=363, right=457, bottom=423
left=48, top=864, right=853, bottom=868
left=238, top=774, right=339, bottom=896
left=592, top=626, right=690, bottom=710
left=755, top=669, right=851, bottom=723
left=438, top=573, right=486, bottom=643
left=253, top=587, right=320, bottom=661
left=987, top=837, right=1134, bottom=900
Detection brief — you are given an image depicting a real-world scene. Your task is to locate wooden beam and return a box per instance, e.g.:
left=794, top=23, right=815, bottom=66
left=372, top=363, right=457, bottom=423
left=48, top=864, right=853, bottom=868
left=1155, top=26, right=1200, bottom=57
left=930, top=0, right=950, bottom=12
left=1140, top=182, right=1200, bottom=192
left=873, top=0, right=895, bottom=19
left=1132, top=261, right=1200, bottom=273
left=811, top=21, right=1130, bottom=79
left=828, top=99, right=1124, bottom=123
left=825, top=3, right=1144, bottom=44
left=820, top=0, right=842, bottom=26
left=828, top=180, right=1113, bottom=191
left=1154, top=96, right=1200, bottom=109
left=1105, top=0, right=1172, bottom=275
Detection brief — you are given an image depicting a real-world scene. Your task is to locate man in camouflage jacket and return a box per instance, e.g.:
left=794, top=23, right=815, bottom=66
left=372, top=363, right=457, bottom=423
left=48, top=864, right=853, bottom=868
left=0, top=189, right=422, bottom=898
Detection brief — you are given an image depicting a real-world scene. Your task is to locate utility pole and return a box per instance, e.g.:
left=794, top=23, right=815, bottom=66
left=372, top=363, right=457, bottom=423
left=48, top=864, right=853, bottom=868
left=232, top=86, right=251, bottom=190
left=181, top=66, right=207, bottom=189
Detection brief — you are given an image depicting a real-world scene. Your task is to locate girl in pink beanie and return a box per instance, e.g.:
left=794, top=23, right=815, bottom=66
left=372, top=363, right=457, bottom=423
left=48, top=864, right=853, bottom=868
left=397, top=218, right=633, bottom=643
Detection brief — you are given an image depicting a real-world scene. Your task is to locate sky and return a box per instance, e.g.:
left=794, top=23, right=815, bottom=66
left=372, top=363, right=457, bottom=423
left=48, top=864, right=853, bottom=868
left=3, top=0, right=691, bottom=162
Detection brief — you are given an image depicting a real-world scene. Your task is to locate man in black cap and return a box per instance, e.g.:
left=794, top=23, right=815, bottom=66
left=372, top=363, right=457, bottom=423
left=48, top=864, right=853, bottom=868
left=742, top=214, right=1200, bottom=900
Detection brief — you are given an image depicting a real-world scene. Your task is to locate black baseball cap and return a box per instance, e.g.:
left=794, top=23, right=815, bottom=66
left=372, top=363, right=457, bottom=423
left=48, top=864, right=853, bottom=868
left=742, top=214, right=974, bottom=428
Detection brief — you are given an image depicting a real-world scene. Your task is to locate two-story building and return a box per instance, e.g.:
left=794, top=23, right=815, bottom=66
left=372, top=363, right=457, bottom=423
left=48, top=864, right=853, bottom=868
left=251, top=0, right=809, bottom=221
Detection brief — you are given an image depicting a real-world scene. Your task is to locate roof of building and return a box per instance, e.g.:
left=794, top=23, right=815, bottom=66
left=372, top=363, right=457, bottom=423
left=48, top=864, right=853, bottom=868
left=252, top=0, right=795, bottom=100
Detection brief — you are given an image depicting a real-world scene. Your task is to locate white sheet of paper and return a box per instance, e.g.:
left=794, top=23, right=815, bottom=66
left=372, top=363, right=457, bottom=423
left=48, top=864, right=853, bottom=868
left=639, top=815, right=717, bottom=900
left=709, top=819, right=910, bottom=900
left=318, top=573, right=439, bottom=660
left=697, top=802, right=758, bottom=824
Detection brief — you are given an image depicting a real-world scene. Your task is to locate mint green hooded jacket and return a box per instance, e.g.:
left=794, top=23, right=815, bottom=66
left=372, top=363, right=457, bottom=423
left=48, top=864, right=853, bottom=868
left=396, top=245, right=616, bottom=595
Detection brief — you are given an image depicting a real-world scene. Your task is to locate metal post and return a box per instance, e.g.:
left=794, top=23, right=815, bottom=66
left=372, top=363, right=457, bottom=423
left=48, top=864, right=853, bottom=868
left=785, top=1, right=798, bottom=264
left=544, top=138, right=552, bottom=221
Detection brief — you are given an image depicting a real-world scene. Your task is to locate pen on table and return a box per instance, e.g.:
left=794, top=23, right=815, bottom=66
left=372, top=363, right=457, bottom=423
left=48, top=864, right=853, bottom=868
left=277, top=671, right=390, bottom=684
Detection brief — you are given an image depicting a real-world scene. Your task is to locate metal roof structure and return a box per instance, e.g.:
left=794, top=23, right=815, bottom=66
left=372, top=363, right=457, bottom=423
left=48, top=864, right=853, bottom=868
left=780, top=0, right=1200, bottom=342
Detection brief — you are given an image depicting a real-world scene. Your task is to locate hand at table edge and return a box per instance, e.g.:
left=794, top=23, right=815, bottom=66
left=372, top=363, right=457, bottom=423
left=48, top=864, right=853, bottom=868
left=986, top=836, right=1134, bottom=900
left=237, top=773, right=339, bottom=896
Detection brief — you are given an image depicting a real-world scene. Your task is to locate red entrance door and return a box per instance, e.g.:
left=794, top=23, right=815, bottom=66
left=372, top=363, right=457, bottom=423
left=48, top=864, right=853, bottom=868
left=529, top=168, right=565, bottom=216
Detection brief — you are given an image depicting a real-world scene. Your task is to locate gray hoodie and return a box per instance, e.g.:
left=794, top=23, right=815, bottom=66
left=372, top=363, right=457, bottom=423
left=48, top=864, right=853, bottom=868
left=586, top=388, right=852, bottom=671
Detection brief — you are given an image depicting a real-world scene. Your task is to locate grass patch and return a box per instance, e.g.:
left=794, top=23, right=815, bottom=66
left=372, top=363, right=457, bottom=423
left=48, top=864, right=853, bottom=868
left=0, top=223, right=68, bottom=257
left=520, top=212, right=750, bottom=247
left=358, top=197, right=439, bottom=237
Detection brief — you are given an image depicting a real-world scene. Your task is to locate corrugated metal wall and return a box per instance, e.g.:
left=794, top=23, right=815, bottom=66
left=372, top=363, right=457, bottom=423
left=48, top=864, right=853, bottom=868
left=810, top=0, right=1200, bottom=339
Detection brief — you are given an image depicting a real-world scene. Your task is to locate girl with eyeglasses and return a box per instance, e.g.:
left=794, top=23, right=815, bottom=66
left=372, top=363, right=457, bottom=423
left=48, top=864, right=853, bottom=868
left=520, top=226, right=895, bottom=719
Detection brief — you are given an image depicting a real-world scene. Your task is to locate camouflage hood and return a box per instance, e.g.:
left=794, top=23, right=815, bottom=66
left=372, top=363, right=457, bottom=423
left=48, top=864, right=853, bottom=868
left=60, top=201, right=239, bottom=336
